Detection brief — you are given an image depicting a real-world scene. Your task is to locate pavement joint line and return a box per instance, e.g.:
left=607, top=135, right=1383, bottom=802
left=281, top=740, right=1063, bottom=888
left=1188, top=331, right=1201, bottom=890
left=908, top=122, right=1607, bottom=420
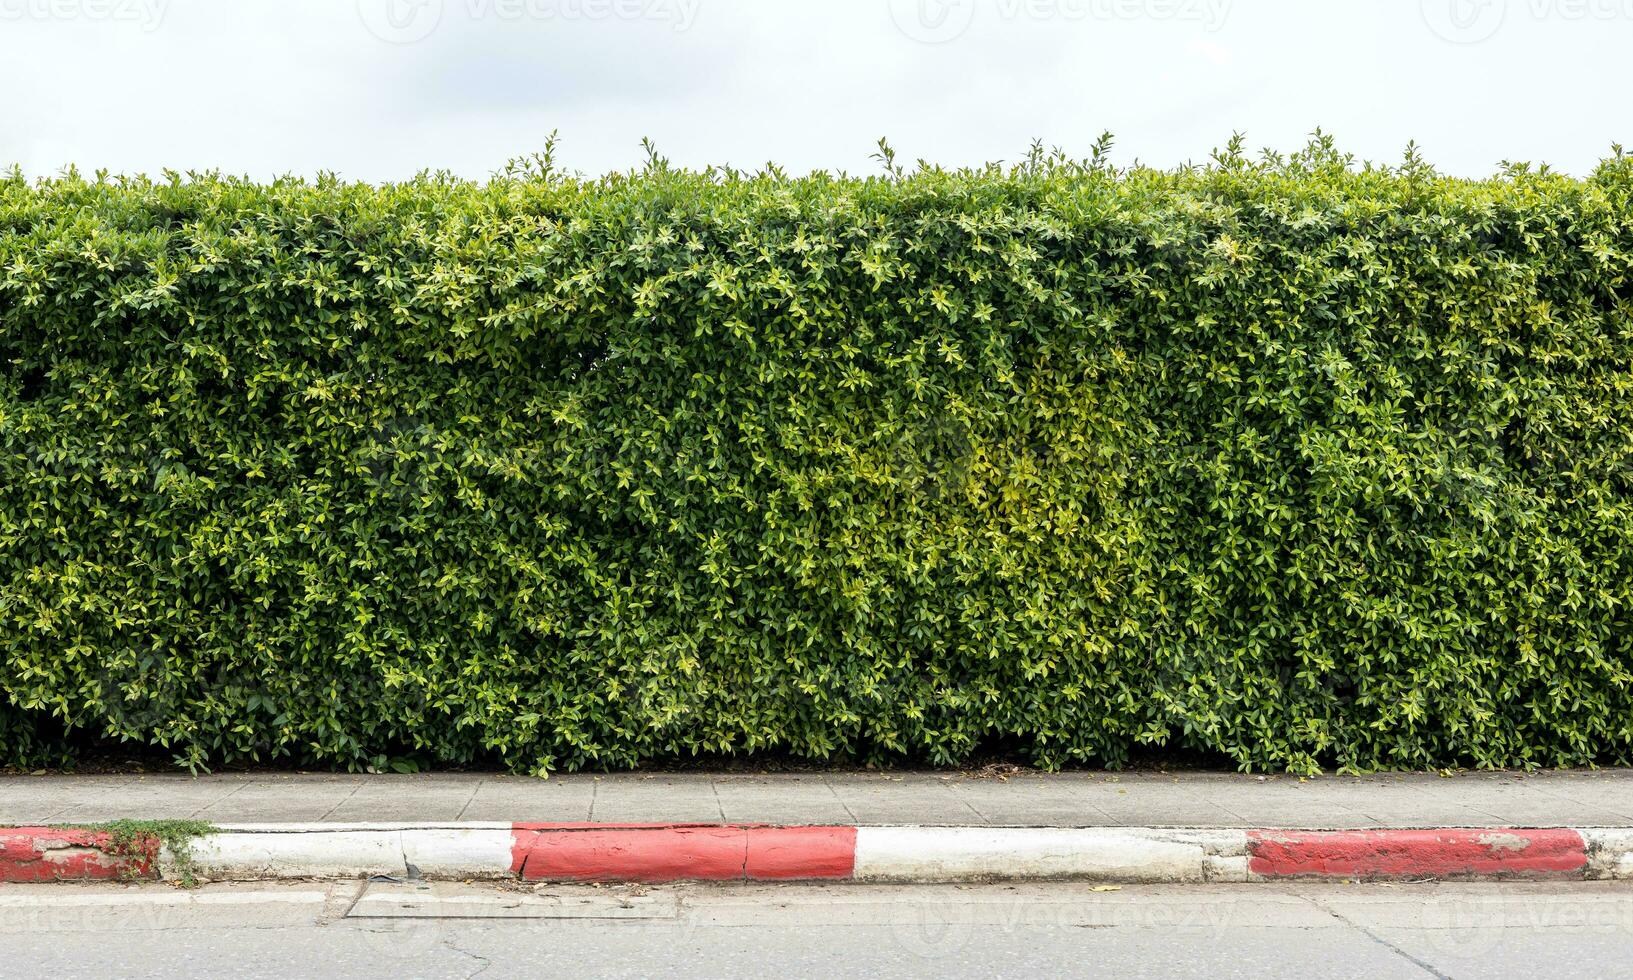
left=1195, top=798, right=1256, bottom=825
left=1082, top=803, right=1118, bottom=826
left=317, top=782, right=366, bottom=823
left=33, top=805, right=74, bottom=826
left=190, top=780, right=249, bottom=820
left=961, top=799, right=992, bottom=825
left=821, top=778, right=860, bottom=824
left=452, top=780, right=483, bottom=823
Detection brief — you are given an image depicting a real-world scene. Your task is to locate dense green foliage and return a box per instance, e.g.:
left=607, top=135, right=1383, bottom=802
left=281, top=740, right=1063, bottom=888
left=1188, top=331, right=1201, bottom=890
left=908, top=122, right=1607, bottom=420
left=3, top=138, right=1633, bottom=774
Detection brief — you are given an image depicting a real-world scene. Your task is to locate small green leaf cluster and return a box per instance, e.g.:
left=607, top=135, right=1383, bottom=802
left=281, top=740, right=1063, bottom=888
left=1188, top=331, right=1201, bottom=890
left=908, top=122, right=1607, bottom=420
left=3, top=140, right=1633, bottom=774
left=61, top=819, right=216, bottom=885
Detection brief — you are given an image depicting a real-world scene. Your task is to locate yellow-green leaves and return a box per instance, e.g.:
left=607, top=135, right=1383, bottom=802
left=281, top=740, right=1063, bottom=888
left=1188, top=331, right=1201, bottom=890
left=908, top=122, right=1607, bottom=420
left=2, top=144, right=1632, bottom=774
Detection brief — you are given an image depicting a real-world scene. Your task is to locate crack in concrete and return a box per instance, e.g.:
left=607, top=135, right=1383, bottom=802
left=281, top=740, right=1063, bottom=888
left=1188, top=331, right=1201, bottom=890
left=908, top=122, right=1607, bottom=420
left=710, top=779, right=727, bottom=824
left=38, top=845, right=109, bottom=864
left=1298, top=894, right=1450, bottom=980
left=442, top=937, right=493, bottom=979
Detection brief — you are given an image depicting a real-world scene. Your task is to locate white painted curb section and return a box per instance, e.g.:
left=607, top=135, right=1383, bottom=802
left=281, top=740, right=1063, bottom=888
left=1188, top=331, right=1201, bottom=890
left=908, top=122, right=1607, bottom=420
left=853, top=828, right=1250, bottom=883
left=177, top=826, right=516, bottom=881
left=1582, top=829, right=1633, bottom=880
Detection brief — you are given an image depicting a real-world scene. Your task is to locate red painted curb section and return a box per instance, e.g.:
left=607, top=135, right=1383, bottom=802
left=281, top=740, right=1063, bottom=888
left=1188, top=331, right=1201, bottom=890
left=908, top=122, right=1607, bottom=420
left=511, top=824, right=857, bottom=883
left=0, top=828, right=157, bottom=883
left=746, top=826, right=858, bottom=880
left=1247, top=829, right=1587, bottom=880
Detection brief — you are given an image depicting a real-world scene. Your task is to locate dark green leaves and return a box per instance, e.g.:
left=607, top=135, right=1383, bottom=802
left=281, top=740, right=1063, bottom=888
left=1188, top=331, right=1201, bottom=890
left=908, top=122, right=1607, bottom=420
left=2, top=145, right=1632, bottom=774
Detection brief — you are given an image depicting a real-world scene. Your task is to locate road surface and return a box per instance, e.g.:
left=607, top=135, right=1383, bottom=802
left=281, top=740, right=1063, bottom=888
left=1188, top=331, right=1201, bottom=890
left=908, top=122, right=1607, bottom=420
left=5, top=880, right=1632, bottom=978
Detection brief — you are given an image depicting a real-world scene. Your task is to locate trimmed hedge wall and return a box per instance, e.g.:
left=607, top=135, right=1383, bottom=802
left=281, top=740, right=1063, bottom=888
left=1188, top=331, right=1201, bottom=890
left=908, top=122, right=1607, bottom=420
left=3, top=141, right=1633, bottom=774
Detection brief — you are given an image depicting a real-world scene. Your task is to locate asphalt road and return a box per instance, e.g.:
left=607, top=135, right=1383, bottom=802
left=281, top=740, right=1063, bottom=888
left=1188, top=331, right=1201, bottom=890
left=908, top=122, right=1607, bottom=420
left=5, top=880, right=1633, bottom=979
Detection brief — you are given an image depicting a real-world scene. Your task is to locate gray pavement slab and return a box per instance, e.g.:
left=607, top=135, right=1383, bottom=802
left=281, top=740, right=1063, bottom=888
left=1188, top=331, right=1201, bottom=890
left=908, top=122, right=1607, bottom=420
left=7, top=769, right=1633, bottom=828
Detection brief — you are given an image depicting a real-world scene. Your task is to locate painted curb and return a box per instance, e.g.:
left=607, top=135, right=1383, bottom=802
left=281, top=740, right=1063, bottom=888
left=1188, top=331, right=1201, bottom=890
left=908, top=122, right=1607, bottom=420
left=0, top=828, right=157, bottom=883
left=514, top=825, right=857, bottom=882
left=1245, top=829, right=1588, bottom=880
left=9, top=824, right=1633, bottom=885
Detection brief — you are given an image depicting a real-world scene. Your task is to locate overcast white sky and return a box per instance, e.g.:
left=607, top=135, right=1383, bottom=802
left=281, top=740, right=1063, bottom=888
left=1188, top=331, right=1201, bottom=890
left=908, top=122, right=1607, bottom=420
left=1, top=0, right=1628, bottom=181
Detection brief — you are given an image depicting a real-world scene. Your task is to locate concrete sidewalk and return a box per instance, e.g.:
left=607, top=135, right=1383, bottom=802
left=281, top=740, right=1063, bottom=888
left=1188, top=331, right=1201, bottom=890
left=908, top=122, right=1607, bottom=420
left=5, top=769, right=1633, bottom=829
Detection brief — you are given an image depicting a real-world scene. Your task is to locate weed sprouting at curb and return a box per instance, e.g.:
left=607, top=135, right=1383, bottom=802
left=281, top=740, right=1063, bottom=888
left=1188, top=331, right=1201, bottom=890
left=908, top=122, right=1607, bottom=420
left=55, top=820, right=218, bottom=887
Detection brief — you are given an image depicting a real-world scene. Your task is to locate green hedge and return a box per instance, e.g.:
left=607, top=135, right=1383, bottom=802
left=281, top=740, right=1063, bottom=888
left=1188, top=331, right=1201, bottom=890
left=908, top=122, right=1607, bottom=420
left=4, top=139, right=1633, bottom=774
